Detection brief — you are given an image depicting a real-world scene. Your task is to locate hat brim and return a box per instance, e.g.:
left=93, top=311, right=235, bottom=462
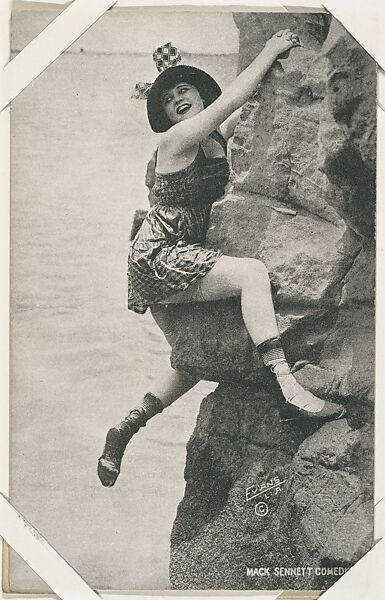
left=147, top=65, right=221, bottom=133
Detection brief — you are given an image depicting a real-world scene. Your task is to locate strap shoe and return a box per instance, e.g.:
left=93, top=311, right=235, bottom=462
left=97, top=408, right=147, bottom=487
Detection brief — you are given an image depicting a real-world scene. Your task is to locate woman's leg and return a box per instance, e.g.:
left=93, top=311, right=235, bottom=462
left=161, top=255, right=279, bottom=345
left=97, top=365, right=199, bottom=487
left=98, top=297, right=201, bottom=487
left=149, top=365, right=199, bottom=409
left=97, top=306, right=199, bottom=487
left=162, top=255, right=345, bottom=420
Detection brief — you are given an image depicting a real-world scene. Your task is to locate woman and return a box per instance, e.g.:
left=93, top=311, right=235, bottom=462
left=97, top=32, right=345, bottom=488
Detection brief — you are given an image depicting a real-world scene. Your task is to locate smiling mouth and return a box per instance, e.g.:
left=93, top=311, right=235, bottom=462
left=176, top=103, right=191, bottom=115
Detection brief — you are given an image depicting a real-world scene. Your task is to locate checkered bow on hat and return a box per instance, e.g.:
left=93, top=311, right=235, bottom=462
left=132, top=42, right=182, bottom=99
left=153, top=42, right=182, bottom=72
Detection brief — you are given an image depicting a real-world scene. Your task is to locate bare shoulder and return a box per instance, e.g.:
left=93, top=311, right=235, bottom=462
left=156, top=130, right=199, bottom=174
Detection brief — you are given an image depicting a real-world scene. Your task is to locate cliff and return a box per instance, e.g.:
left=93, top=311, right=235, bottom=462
left=140, top=13, right=375, bottom=590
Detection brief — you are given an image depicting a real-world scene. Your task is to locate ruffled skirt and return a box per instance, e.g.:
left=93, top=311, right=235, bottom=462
left=127, top=203, right=221, bottom=314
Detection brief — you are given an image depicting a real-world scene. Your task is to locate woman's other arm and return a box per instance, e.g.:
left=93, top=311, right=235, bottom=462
left=145, top=149, right=157, bottom=207
left=219, top=108, right=243, bottom=141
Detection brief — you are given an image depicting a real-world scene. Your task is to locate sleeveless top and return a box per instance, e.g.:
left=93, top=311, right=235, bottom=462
left=127, top=131, right=230, bottom=314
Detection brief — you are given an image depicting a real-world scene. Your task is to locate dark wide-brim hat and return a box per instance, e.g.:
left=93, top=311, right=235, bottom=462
left=147, top=65, right=222, bottom=133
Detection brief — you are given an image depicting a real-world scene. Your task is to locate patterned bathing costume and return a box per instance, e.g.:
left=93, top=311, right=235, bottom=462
left=127, top=131, right=230, bottom=314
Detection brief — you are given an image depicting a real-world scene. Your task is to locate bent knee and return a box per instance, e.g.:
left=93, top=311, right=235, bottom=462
left=237, top=258, right=270, bottom=284
left=250, top=258, right=269, bottom=276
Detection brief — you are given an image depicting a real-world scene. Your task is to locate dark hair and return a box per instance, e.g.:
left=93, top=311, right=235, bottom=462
left=147, top=65, right=221, bottom=133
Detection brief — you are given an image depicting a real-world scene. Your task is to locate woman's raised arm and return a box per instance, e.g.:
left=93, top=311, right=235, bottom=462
left=162, top=30, right=300, bottom=152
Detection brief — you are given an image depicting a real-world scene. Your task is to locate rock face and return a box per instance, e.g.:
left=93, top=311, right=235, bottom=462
left=169, top=386, right=373, bottom=590
left=145, top=13, right=375, bottom=590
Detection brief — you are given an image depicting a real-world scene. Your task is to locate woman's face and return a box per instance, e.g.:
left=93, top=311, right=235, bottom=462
left=161, top=82, right=204, bottom=125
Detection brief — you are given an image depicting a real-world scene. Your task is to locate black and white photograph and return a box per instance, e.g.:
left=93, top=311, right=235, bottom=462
left=2, top=0, right=380, bottom=595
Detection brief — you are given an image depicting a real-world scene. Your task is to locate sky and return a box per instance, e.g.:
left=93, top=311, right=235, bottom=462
left=13, top=1, right=240, bottom=54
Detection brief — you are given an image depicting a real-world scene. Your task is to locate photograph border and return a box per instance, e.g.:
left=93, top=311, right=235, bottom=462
left=1, top=1, right=384, bottom=599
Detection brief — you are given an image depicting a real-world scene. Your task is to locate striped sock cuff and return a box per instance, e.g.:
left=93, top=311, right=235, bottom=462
left=257, top=337, right=286, bottom=366
left=141, top=392, right=164, bottom=419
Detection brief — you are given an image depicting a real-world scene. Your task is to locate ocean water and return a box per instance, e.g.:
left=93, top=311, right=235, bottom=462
left=9, top=51, right=237, bottom=591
